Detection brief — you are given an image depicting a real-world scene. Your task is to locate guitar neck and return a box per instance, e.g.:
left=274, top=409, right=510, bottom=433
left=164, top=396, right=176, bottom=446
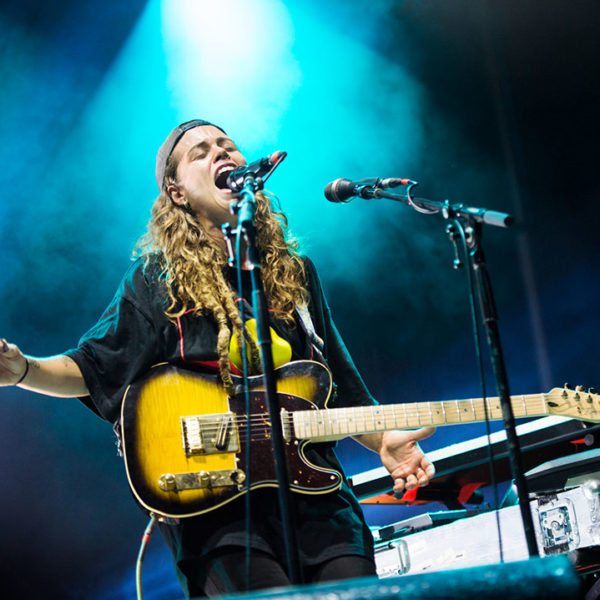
left=293, top=394, right=549, bottom=441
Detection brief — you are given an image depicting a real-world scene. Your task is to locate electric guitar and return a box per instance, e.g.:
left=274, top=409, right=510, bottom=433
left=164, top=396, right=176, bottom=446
left=120, top=360, right=600, bottom=519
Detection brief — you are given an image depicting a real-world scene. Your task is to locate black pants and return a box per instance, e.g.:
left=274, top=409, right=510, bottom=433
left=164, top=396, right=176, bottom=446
left=183, top=549, right=377, bottom=598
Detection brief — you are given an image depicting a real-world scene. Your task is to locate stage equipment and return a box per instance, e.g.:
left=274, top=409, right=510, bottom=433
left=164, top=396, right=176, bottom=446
left=214, top=555, right=580, bottom=600
left=325, top=175, right=538, bottom=555
left=349, top=415, right=600, bottom=506
left=373, top=480, right=600, bottom=578
left=324, top=177, right=414, bottom=203
left=324, top=177, right=513, bottom=226
left=224, top=152, right=300, bottom=583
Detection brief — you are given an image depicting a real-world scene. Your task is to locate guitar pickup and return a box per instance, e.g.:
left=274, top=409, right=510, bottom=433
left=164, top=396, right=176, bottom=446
left=215, top=413, right=233, bottom=450
left=181, top=413, right=239, bottom=456
left=158, top=469, right=246, bottom=492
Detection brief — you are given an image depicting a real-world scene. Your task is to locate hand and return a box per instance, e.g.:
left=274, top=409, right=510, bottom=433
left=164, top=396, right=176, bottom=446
left=0, top=339, right=28, bottom=386
left=379, top=428, right=436, bottom=495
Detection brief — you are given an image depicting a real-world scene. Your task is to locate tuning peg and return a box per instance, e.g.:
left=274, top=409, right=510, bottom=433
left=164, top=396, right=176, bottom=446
left=588, top=387, right=597, bottom=394
left=576, top=385, right=585, bottom=392
left=563, top=383, right=572, bottom=390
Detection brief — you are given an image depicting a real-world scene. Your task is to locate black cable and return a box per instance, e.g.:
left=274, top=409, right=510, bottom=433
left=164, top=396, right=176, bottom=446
left=235, top=227, right=253, bottom=591
left=454, top=218, right=504, bottom=562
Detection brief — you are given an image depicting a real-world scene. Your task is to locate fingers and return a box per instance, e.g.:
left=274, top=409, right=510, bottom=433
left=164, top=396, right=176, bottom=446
left=393, top=476, right=409, bottom=494
left=424, top=462, right=436, bottom=480
left=393, top=472, right=421, bottom=494
left=0, top=339, right=19, bottom=357
left=392, top=461, right=437, bottom=496
left=381, top=428, right=437, bottom=497
left=0, top=340, right=28, bottom=386
left=410, top=426, right=436, bottom=442
left=415, top=467, right=429, bottom=486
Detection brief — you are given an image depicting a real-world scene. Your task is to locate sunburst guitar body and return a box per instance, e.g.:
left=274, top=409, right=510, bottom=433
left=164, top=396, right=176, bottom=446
left=121, top=360, right=338, bottom=519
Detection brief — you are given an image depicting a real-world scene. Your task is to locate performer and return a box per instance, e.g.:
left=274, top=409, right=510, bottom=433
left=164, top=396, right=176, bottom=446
left=0, top=120, right=435, bottom=598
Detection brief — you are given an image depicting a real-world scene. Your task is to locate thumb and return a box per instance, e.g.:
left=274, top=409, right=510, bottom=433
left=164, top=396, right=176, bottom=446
left=408, top=426, right=436, bottom=442
left=0, top=340, right=22, bottom=358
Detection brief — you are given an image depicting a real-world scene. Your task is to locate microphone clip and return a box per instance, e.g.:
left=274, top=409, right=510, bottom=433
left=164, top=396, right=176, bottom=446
left=226, top=152, right=287, bottom=193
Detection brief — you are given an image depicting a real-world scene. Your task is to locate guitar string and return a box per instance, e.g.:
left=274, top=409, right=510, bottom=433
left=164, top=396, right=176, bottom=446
left=188, top=419, right=548, bottom=437
left=177, top=393, right=582, bottom=447
left=182, top=407, right=548, bottom=442
left=187, top=394, right=547, bottom=419
left=180, top=401, right=554, bottom=445
left=181, top=395, right=548, bottom=430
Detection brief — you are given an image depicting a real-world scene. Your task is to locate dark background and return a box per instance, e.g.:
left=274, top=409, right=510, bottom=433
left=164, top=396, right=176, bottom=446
left=0, top=1, right=598, bottom=597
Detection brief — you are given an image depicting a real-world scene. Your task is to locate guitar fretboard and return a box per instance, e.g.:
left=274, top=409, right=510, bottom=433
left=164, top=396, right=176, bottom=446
left=293, top=394, right=549, bottom=440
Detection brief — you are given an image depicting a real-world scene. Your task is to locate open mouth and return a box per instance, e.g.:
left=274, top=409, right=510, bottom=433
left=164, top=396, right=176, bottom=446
left=214, top=165, right=235, bottom=191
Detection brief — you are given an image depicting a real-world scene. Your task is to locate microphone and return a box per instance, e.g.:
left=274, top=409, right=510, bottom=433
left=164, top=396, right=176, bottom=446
left=226, top=151, right=286, bottom=192
left=324, top=177, right=414, bottom=203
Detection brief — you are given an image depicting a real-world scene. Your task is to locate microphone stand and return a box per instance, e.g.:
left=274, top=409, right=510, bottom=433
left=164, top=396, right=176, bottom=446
left=363, top=185, right=539, bottom=557
left=230, top=174, right=302, bottom=584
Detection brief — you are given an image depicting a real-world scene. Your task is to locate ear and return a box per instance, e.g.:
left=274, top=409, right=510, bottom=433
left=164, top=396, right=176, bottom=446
left=167, top=182, right=186, bottom=206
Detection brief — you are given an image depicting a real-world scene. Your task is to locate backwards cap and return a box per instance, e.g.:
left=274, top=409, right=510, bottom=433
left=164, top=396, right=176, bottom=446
left=155, top=119, right=227, bottom=190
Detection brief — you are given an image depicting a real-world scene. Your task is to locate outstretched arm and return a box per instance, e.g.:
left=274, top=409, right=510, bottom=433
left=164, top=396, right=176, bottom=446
left=353, top=427, right=436, bottom=494
left=0, top=339, right=88, bottom=397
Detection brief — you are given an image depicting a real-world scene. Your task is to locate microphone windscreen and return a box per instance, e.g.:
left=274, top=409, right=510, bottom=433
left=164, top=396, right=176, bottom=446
left=324, top=179, right=355, bottom=203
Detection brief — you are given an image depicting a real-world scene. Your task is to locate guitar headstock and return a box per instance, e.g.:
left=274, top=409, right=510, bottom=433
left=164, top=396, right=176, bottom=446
left=545, top=385, right=600, bottom=422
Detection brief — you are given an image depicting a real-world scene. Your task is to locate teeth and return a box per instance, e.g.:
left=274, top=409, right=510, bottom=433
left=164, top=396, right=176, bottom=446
left=216, top=165, right=234, bottom=178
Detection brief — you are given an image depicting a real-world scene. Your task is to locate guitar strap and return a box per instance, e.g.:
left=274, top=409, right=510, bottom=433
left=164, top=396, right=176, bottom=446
left=295, top=302, right=326, bottom=361
left=295, top=296, right=340, bottom=407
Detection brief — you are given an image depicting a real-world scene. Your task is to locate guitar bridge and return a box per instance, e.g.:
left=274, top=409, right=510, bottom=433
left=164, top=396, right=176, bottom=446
left=158, top=469, right=246, bottom=492
left=181, top=413, right=239, bottom=456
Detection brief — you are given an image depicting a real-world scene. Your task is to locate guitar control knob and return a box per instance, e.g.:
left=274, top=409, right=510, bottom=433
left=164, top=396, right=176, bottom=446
left=158, top=473, right=177, bottom=492
left=231, top=469, right=246, bottom=489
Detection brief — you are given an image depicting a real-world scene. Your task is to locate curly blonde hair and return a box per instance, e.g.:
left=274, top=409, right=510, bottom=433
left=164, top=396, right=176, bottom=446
left=135, top=157, right=308, bottom=391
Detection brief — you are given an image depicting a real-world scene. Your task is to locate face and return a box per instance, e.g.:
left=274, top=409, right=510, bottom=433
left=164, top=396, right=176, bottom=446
left=167, top=125, right=247, bottom=232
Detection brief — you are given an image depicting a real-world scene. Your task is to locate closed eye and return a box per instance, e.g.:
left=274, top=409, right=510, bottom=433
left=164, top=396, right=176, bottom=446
left=187, top=141, right=210, bottom=161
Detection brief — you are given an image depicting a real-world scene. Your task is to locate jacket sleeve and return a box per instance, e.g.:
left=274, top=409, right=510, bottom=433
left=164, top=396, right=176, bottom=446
left=64, top=260, right=162, bottom=423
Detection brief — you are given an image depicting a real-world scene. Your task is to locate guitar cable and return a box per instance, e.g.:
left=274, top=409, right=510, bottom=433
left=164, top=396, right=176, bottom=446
left=135, top=514, right=158, bottom=600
